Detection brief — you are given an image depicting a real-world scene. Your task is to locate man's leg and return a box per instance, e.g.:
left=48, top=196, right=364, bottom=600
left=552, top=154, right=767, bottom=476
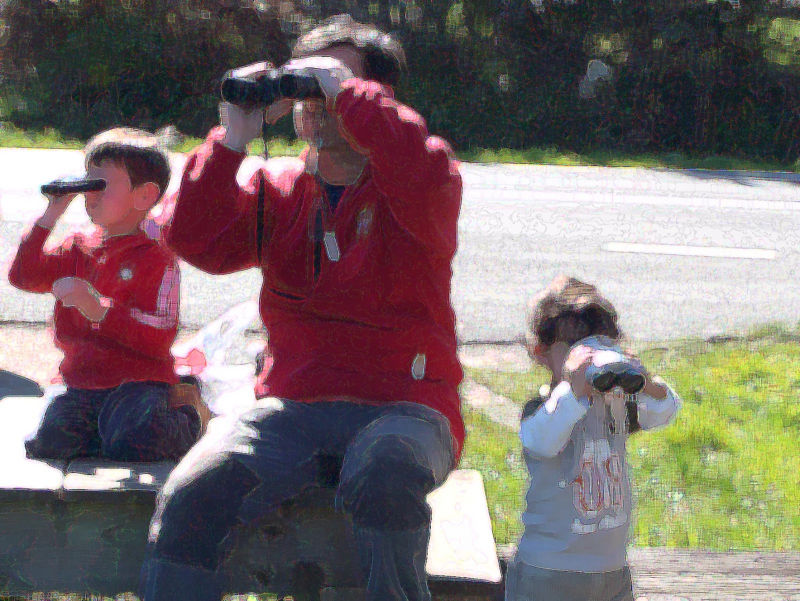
left=138, top=397, right=323, bottom=601
left=24, top=388, right=103, bottom=460
left=336, top=402, right=455, bottom=601
left=97, top=381, right=200, bottom=461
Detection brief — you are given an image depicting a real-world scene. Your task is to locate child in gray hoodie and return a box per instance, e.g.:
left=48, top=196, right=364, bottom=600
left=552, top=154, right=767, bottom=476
left=506, top=275, right=681, bottom=601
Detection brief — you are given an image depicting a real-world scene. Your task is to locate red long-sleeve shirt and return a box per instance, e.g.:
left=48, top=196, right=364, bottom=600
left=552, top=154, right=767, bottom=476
left=8, top=224, right=180, bottom=389
left=164, top=78, right=465, bottom=458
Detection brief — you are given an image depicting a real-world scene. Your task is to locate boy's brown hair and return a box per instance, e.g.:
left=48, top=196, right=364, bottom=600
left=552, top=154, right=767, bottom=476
left=526, top=275, right=622, bottom=352
left=292, top=14, right=406, bottom=86
left=84, top=128, right=171, bottom=202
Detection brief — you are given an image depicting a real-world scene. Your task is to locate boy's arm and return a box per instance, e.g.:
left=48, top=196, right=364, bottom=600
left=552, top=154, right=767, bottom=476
left=520, top=381, right=589, bottom=458
left=332, top=80, right=461, bottom=255
left=629, top=376, right=682, bottom=431
left=8, top=223, right=76, bottom=293
left=92, top=257, right=180, bottom=359
left=163, top=127, right=265, bottom=274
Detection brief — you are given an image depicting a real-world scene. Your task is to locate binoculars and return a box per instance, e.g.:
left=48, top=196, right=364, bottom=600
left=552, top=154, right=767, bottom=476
left=41, top=177, right=107, bottom=196
left=220, top=68, right=323, bottom=109
left=585, top=361, right=646, bottom=395
left=572, top=336, right=647, bottom=395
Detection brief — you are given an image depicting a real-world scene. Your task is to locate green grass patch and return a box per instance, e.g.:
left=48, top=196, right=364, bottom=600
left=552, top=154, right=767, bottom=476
left=458, top=404, right=527, bottom=546
left=3, top=123, right=798, bottom=172
left=459, top=146, right=799, bottom=172
left=0, top=122, right=84, bottom=149
left=463, top=329, right=800, bottom=550
left=171, top=136, right=307, bottom=158
left=0, top=122, right=308, bottom=159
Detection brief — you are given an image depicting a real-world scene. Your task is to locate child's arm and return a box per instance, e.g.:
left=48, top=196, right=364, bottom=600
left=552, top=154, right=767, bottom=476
left=89, top=256, right=180, bottom=359
left=629, top=375, right=682, bottom=431
left=520, top=381, right=590, bottom=458
left=8, top=194, right=77, bottom=293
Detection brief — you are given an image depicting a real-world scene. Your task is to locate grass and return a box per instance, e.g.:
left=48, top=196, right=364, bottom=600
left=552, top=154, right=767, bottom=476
left=171, top=136, right=307, bottom=158
left=3, top=122, right=798, bottom=172
left=460, top=327, right=800, bottom=551
left=0, top=123, right=84, bottom=150
left=459, top=146, right=800, bottom=172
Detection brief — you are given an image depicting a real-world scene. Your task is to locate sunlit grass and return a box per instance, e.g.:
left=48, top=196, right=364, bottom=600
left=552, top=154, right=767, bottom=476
left=459, top=146, right=799, bottom=173
left=3, top=122, right=798, bottom=172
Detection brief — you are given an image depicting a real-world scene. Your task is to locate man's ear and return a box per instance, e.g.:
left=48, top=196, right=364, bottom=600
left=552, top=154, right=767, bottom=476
left=133, top=182, right=161, bottom=212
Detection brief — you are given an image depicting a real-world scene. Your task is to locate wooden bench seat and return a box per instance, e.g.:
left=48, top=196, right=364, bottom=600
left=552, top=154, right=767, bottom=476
left=0, top=395, right=502, bottom=600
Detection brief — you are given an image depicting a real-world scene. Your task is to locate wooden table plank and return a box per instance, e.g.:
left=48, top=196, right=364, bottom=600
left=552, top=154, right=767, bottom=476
left=426, top=469, right=503, bottom=583
left=62, top=459, right=174, bottom=493
left=0, top=396, right=64, bottom=492
left=499, top=545, right=800, bottom=601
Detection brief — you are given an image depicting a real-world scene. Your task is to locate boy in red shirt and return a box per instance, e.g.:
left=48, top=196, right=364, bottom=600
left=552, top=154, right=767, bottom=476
left=8, top=128, right=204, bottom=462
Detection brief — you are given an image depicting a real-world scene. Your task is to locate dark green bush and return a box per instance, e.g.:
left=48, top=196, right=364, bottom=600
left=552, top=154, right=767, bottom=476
left=2, top=0, right=800, bottom=163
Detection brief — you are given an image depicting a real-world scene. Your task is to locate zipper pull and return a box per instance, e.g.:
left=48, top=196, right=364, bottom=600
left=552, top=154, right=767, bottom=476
left=411, top=353, right=426, bottom=380
left=323, top=231, right=340, bottom=262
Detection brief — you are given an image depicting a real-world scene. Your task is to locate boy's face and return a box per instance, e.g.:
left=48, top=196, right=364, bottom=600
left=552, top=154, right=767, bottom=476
left=84, top=160, right=140, bottom=228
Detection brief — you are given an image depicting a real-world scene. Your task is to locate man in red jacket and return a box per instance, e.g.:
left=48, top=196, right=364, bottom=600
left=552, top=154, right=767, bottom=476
left=140, top=15, right=464, bottom=601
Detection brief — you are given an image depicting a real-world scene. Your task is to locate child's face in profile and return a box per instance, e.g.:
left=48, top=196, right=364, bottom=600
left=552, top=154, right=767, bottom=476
left=84, top=160, right=139, bottom=229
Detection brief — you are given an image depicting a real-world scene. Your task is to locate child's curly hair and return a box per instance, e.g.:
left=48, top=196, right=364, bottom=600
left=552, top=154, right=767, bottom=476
left=526, top=275, right=622, bottom=353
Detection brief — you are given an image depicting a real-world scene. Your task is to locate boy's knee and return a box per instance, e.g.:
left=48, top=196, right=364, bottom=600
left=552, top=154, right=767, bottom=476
left=99, top=383, right=176, bottom=460
left=25, top=433, right=95, bottom=461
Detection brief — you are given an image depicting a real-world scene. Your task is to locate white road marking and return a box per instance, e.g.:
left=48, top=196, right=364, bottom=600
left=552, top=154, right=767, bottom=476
left=603, top=242, right=777, bottom=260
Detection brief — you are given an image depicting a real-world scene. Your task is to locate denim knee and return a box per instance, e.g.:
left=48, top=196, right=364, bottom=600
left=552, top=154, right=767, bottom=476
left=149, top=455, right=260, bottom=570
left=338, top=436, right=436, bottom=530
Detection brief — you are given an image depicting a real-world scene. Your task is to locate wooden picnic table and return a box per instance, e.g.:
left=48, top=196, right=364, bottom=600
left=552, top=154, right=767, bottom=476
left=0, top=394, right=502, bottom=601
left=495, top=544, right=800, bottom=601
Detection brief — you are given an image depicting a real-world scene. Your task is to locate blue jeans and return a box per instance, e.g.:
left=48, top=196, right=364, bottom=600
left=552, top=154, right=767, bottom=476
left=139, top=399, right=455, bottom=601
left=505, top=559, right=635, bottom=601
left=24, top=382, right=200, bottom=462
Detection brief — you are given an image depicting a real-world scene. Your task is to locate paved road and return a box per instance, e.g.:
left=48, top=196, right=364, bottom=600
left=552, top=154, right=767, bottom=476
left=2, top=147, right=799, bottom=342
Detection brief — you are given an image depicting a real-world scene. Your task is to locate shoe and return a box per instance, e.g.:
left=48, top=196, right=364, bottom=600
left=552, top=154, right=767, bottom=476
left=168, top=376, right=212, bottom=436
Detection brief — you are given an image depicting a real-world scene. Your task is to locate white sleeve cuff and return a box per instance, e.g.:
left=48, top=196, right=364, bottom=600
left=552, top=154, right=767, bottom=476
left=636, top=378, right=681, bottom=430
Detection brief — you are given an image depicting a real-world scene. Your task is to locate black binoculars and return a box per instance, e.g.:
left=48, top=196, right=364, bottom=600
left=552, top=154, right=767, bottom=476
left=586, top=362, right=646, bottom=395
left=220, top=68, right=323, bottom=109
left=41, top=176, right=107, bottom=196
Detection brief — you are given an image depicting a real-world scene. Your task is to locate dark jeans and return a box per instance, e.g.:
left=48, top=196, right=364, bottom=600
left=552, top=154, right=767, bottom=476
left=505, top=559, right=635, bottom=601
left=25, top=381, right=200, bottom=462
left=139, top=398, right=455, bottom=601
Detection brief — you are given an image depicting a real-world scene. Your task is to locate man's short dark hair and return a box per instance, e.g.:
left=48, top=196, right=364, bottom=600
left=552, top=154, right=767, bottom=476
left=292, top=14, right=406, bottom=87
left=84, top=128, right=171, bottom=201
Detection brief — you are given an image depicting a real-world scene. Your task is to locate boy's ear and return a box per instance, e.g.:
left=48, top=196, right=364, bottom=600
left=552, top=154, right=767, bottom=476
left=133, top=182, right=161, bottom=212
left=531, top=342, right=548, bottom=365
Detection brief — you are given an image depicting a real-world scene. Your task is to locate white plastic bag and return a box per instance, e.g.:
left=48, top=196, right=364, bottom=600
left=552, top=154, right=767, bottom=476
left=171, top=300, right=263, bottom=417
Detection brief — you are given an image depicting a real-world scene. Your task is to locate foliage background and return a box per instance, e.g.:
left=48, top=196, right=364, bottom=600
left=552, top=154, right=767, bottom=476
left=3, top=1, right=800, bottom=163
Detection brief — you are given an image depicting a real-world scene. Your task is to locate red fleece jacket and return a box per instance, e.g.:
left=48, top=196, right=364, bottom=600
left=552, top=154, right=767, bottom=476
left=163, top=78, right=465, bottom=458
left=9, top=225, right=180, bottom=389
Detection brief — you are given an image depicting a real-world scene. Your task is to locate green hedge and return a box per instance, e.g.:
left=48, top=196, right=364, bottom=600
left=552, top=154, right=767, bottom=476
left=3, top=0, right=800, bottom=164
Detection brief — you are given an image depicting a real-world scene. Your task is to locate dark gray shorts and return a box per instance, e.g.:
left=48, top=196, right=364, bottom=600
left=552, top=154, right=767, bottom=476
left=505, top=559, right=635, bottom=601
